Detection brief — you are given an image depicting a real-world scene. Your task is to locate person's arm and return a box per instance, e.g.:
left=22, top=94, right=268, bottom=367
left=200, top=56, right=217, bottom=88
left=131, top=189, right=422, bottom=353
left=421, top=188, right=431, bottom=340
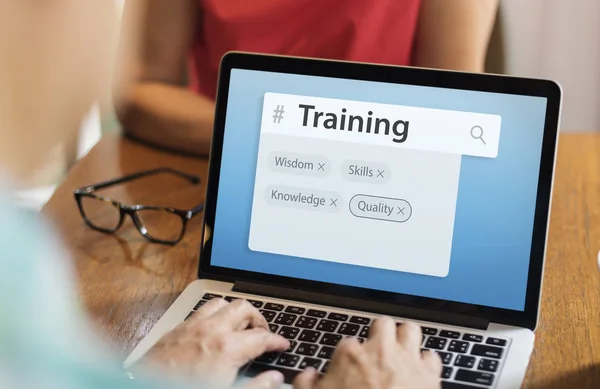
left=114, top=0, right=214, bottom=156
left=412, top=0, right=499, bottom=73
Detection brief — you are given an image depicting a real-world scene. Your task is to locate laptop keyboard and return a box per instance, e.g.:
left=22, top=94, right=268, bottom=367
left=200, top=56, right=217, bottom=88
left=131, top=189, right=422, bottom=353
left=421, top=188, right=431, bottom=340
left=186, top=292, right=509, bottom=388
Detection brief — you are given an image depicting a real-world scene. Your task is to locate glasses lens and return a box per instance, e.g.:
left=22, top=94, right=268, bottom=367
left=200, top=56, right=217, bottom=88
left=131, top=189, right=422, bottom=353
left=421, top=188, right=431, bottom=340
left=136, top=209, right=184, bottom=243
left=80, top=196, right=121, bottom=231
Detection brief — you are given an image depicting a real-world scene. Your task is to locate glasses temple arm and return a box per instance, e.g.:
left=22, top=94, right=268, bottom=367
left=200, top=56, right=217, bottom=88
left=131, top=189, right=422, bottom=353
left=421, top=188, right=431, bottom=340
left=78, top=168, right=200, bottom=192
left=190, top=203, right=205, bottom=217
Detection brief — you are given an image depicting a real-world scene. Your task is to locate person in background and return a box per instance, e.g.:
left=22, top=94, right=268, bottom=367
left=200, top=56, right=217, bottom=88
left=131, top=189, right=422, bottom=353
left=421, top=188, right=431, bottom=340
left=116, top=0, right=498, bottom=156
left=0, top=1, right=441, bottom=389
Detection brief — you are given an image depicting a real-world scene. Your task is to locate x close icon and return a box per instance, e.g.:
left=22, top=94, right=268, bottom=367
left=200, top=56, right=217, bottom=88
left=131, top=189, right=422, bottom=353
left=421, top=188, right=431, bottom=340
left=377, top=169, right=385, bottom=178
left=330, top=198, right=338, bottom=207
left=397, top=207, right=405, bottom=215
left=318, top=163, right=326, bottom=171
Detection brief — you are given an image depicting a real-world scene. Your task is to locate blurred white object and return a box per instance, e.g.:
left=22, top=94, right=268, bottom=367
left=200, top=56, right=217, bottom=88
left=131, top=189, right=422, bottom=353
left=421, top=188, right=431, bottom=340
left=13, top=186, right=58, bottom=212
left=77, top=105, right=102, bottom=160
left=14, top=105, right=102, bottom=211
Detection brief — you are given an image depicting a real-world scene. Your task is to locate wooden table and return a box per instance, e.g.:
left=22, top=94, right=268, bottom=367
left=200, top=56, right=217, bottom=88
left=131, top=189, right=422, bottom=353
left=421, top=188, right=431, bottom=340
left=43, top=132, right=600, bottom=388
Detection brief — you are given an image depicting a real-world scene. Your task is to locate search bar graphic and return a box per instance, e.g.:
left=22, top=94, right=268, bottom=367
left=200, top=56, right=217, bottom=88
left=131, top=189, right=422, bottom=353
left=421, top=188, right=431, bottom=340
left=261, top=93, right=501, bottom=158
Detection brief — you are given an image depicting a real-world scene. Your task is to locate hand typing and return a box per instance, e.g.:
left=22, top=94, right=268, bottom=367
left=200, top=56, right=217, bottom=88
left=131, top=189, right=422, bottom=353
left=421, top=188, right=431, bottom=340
left=294, top=318, right=442, bottom=389
left=137, top=298, right=289, bottom=389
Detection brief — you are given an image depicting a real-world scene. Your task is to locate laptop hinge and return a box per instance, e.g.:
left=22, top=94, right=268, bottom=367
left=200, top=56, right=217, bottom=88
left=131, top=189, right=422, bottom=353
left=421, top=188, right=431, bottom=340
left=233, top=281, right=489, bottom=330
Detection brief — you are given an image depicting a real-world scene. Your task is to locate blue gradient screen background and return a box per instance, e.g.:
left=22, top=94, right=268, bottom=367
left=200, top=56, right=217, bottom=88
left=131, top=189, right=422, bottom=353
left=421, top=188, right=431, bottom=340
left=209, top=69, right=548, bottom=311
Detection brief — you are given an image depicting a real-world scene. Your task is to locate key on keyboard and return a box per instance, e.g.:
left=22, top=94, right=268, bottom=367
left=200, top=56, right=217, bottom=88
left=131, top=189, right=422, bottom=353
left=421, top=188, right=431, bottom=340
left=486, top=337, right=507, bottom=347
left=278, top=326, right=299, bottom=340
left=440, top=330, right=461, bottom=339
left=442, top=366, right=453, bottom=379
left=328, top=313, right=348, bottom=321
left=275, top=313, right=297, bottom=326
left=338, top=322, right=360, bottom=336
left=286, top=306, right=306, bottom=315
left=316, top=319, right=339, bottom=332
left=437, top=351, right=453, bottom=365
left=454, top=355, right=476, bottom=368
left=276, top=353, right=300, bottom=368
left=296, top=343, right=319, bottom=356
left=478, top=358, right=499, bottom=372
left=299, top=330, right=321, bottom=343
left=455, top=369, right=494, bottom=386
left=247, top=299, right=264, bottom=308
left=306, top=309, right=327, bottom=318
left=299, top=357, right=322, bottom=370
left=260, top=309, right=277, bottom=322
left=425, top=337, right=447, bottom=350
left=320, top=333, right=343, bottom=346
left=296, top=316, right=318, bottom=329
left=265, top=303, right=284, bottom=311
left=471, top=344, right=503, bottom=359
left=359, top=326, right=370, bottom=338
left=422, top=327, right=438, bottom=335
left=317, top=346, right=335, bottom=359
left=448, top=340, right=469, bottom=353
left=349, top=316, right=370, bottom=325
left=463, top=333, right=483, bottom=342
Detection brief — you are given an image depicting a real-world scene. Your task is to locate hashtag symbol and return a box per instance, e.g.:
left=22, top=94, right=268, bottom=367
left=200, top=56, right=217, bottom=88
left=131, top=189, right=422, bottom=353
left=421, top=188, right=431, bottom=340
left=272, top=105, right=285, bottom=123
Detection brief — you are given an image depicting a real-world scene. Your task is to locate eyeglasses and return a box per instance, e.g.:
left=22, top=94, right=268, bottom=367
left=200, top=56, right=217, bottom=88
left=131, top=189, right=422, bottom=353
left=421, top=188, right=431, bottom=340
left=74, top=168, right=204, bottom=245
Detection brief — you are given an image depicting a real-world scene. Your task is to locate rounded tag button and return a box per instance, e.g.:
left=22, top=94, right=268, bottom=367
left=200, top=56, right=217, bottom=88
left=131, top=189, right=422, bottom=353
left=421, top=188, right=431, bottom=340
left=265, top=185, right=342, bottom=213
left=349, top=194, right=412, bottom=223
left=269, top=151, right=329, bottom=177
left=342, top=160, right=390, bottom=184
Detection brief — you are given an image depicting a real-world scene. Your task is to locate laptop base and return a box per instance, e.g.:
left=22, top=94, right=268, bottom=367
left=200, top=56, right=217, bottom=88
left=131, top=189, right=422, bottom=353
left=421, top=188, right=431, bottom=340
left=125, top=279, right=534, bottom=389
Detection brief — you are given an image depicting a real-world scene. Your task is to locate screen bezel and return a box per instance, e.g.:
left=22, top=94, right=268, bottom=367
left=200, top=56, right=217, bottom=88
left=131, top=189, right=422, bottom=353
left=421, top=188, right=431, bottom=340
left=199, top=52, right=561, bottom=331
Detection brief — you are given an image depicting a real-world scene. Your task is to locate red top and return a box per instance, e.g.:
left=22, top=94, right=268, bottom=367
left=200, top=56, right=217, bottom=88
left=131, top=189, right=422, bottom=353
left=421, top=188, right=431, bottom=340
left=189, top=0, right=422, bottom=99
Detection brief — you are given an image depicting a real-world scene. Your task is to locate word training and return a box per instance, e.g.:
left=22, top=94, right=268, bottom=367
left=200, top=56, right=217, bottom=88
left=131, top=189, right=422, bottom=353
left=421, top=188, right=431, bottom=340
left=298, top=104, right=409, bottom=143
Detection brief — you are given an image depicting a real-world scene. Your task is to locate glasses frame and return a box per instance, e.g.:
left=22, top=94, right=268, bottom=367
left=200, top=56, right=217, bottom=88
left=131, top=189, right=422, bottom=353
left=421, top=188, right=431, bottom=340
left=74, top=167, right=204, bottom=245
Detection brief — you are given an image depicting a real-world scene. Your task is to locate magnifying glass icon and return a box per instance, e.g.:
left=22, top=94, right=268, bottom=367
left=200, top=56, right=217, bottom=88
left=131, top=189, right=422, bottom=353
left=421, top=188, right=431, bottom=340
left=470, top=125, right=486, bottom=145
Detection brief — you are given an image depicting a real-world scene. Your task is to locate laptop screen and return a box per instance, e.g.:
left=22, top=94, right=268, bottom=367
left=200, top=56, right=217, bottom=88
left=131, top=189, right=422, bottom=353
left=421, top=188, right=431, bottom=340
left=209, top=68, right=548, bottom=312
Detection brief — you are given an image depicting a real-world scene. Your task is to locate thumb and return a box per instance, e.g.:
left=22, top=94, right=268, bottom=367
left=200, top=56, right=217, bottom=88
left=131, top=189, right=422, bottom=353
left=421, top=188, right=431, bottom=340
left=293, top=367, right=320, bottom=389
left=239, top=370, right=284, bottom=389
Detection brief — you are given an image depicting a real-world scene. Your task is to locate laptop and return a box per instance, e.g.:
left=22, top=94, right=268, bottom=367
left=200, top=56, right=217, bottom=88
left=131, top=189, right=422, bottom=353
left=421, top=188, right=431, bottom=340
left=124, top=52, right=562, bottom=389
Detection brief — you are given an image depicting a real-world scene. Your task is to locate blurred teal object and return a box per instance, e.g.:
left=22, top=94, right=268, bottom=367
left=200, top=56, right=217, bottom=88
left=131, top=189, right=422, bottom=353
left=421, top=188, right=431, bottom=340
left=0, top=190, right=200, bottom=389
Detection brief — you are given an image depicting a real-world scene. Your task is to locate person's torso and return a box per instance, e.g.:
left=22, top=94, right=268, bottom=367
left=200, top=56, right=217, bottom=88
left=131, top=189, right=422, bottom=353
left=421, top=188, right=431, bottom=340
left=190, top=0, right=422, bottom=99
